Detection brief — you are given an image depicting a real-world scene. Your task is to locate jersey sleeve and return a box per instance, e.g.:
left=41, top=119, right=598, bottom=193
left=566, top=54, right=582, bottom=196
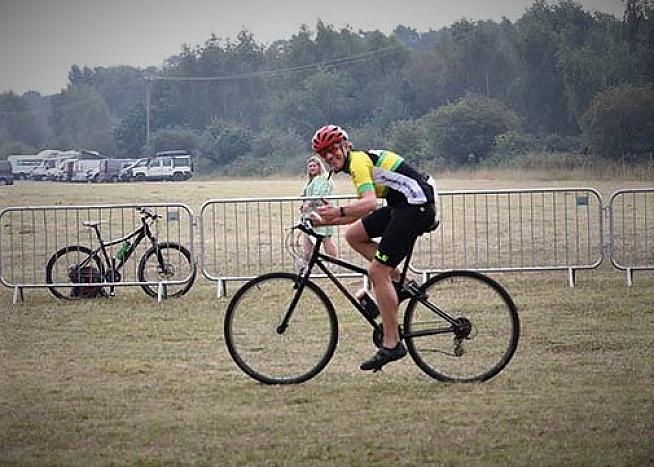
left=349, top=153, right=375, bottom=196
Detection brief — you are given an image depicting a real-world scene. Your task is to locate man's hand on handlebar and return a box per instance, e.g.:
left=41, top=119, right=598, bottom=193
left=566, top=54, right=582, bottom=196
left=316, top=205, right=341, bottom=224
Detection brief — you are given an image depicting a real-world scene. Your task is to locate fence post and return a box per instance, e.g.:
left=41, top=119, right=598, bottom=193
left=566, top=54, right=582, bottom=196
left=12, top=286, right=24, bottom=305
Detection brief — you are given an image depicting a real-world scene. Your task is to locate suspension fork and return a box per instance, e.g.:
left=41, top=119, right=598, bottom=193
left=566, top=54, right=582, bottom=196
left=143, top=221, right=166, bottom=271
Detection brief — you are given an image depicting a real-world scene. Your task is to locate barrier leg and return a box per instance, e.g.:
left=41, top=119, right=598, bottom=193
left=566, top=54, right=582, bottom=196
left=157, top=283, right=168, bottom=302
left=567, top=268, right=576, bottom=288
left=626, top=268, right=633, bottom=287
left=12, top=286, right=24, bottom=305
left=217, top=279, right=226, bottom=299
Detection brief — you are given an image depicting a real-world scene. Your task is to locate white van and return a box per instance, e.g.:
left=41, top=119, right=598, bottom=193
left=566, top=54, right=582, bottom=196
left=31, top=153, right=71, bottom=181
left=7, top=155, right=43, bottom=179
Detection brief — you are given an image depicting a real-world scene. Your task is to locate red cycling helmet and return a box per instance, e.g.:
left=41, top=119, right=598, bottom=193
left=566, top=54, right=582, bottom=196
left=311, top=124, right=349, bottom=154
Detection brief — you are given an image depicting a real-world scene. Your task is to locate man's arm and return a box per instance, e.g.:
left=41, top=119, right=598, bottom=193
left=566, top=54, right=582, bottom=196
left=317, top=190, right=377, bottom=225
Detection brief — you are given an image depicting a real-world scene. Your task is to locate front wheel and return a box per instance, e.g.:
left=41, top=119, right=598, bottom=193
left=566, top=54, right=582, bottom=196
left=224, top=272, right=338, bottom=384
left=46, top=245, right=105, bottom=300
left=404, top=270, right=519, bottom=382
left=137, top=242, right=196, bottom=298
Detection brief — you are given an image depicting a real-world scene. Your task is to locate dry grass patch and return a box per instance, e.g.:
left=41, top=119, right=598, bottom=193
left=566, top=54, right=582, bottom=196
left=1, top=175, right=653, bottom=465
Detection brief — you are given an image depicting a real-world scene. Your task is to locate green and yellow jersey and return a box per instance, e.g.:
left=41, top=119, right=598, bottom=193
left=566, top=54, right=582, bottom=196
left=344, top=150, right=435, bottom=206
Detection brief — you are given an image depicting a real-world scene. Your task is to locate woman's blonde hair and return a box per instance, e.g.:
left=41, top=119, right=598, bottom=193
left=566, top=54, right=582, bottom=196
left=305, top=155, right=329, bottom=179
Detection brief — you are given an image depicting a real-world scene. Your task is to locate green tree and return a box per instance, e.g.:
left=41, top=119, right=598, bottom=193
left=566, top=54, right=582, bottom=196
left=582, top=85, right=654, bottom=157
left=386, top=119, right=429, bottom=161
left=513, top=1, right=574, bottom=133
left=49, top=84, right=117, bottom=154
left=0, top=91, right=43, bottom=149
left=421, top=94, right=521, bottom=165
left=67, top=65, right=147, bottom=119
left=114, top=104, right=146, bottom=157
left=201, top=119, right=252, bottom=168
left=151, top=126, right=202, bottom=154
left=623, top=0, right=654, bottom=82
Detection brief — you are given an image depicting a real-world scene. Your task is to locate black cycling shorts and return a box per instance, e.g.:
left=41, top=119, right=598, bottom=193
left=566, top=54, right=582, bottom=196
left=361, top=203, right=436, bottom=268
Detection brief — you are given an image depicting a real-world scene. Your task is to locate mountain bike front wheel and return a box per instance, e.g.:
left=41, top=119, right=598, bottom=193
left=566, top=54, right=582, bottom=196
left=224, top=272, right=338, bottom=384
left=403, top=270, right=520, bottom=382
left=137, top=242, right=196, bottom=298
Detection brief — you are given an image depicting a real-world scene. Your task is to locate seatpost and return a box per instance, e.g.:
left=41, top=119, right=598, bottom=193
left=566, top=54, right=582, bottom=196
left=92, top=225, right=103, bottom=243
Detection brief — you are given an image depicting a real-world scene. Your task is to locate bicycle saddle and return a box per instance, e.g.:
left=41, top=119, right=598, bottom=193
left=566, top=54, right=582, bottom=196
left=82, top=220, right=102, bottom=228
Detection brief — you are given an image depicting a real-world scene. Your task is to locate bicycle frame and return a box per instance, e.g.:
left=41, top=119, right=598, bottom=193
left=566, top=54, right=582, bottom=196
left=279, top=221, right=459, bottom=339
left=81, top=216, right=158, bottom=278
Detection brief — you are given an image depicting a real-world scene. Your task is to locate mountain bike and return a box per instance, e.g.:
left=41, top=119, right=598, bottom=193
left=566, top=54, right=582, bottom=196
left=224, top=217, right=520, bottom=384
left=46, top=207, right=196, bottom=300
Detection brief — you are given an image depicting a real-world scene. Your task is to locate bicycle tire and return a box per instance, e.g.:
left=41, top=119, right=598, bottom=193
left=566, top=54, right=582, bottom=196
left=137, top=242, right=196, bottom=298
left=404, top=270, right=519, bottom=382
left=224, top=272, right=338, bottom=384
left=46, top=245, right=105, bottom=300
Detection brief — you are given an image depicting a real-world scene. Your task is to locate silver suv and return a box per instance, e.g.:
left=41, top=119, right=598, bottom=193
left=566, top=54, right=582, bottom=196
left=124, top=150, right=193, bottom=182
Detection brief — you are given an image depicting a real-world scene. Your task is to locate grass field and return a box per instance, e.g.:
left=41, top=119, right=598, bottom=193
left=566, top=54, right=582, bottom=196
left=1, top=174, right=653, bottom=465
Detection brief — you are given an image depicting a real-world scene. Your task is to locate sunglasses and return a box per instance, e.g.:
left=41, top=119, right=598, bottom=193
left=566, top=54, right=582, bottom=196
left=318, top=144, right=340, bottom=158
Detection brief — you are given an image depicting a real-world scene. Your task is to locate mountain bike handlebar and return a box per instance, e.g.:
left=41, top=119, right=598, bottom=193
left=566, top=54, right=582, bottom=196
left=137, top=207, right=162, bottom=221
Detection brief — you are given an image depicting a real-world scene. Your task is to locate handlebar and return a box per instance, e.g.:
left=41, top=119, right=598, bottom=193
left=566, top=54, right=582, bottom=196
left=137, top=207, right=162, bottom=221
left=292, top=214, right=326, bottom=239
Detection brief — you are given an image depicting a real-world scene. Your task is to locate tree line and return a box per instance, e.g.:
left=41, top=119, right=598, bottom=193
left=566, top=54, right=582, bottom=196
left=1, top=0, right=653, bottom=175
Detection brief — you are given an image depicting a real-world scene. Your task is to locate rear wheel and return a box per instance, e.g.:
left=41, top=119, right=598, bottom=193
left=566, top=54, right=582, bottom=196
left=137, top=242, right=195, bottom=298
left=46, top=245, right=105, bottom=300
left=404, top=270, right=519, bottom=382
left=224, top=272, right=338, bottom=384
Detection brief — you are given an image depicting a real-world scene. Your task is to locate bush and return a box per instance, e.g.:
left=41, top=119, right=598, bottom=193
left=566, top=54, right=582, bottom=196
left=421, top=94, right=521, bottom=166
left=200, top=120, right=252, bottom=170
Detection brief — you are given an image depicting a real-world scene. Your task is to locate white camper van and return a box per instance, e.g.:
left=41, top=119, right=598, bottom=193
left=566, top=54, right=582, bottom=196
left=30, top=152, right=71, bottom=181
left=7, top=155, right=43, bottom=179
left=56, top=150, right=106, bottom=182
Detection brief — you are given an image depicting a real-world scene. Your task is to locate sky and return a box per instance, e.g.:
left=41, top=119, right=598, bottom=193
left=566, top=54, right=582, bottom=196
left=0, top=0, right=626, bottom=96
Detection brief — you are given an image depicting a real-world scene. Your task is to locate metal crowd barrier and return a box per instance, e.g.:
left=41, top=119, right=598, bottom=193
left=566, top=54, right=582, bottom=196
left=413, top=188, right=604, bottom=286
left=2, top=188, right=652, bottom=303
left=199, top=188, right=607, bottom=292
left=0, top=203, right=194, bottom=303
left=199, top=196, right=365, bottom=296
left=609, top=188, right=654, bottom=286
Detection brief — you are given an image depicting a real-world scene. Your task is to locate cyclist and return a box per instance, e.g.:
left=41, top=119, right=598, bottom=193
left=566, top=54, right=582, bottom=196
left=312, top=124, right=439, bottom=371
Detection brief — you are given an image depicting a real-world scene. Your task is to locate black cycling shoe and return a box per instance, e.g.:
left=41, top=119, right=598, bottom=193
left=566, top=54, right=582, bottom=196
left=360, top=342, right=408, bottom=372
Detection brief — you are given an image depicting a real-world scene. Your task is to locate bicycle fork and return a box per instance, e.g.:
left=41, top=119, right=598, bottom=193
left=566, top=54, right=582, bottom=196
left=276, top=235, right=323, bottom=334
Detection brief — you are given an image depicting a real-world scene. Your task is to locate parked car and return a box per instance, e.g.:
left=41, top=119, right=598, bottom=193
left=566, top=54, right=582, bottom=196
left=123, top=150, right=193, bottom=182
left=88, top=158, right=138, bottom=182
left=0, top=160, right=14, bottom=185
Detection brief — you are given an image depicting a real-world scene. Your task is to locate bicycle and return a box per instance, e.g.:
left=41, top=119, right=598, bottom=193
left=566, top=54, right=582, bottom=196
left=46, top=207, right=196, bottom=300
left=224, top=217, right=520, bottom=384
